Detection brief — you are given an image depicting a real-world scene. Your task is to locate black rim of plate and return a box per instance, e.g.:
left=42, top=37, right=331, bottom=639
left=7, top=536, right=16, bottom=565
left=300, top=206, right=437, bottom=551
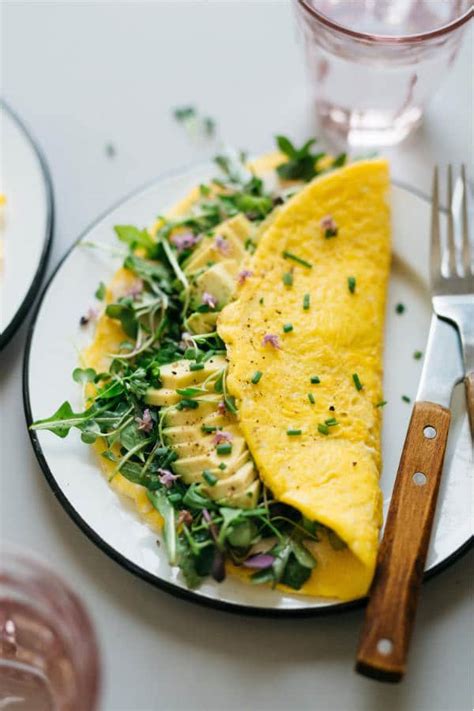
left=22, top=166, right=473, bottom=618
left=0, top=99, right=54, bottom=350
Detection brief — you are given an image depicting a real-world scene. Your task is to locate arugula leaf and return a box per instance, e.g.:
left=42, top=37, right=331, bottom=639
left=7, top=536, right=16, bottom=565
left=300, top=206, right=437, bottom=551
left=114, top=225, right=156, bottom=254
left=105, top=303, right=138, bottom=339
left=120, top=422, right=144, bottom=452
left=182, top=484, right=214, bottom=511
left=276, top=135, right=325, bottom=182
left=280, top=553, right=312, bottom=590
left=123, top=255, right=172, bottom=293
left=30, top=401, right=85, bottom=438
left=147, top=489, right=177, bottom=564
left=176, top=537, right=203, bottom=588
left=80, top=420, right=101, bottom=444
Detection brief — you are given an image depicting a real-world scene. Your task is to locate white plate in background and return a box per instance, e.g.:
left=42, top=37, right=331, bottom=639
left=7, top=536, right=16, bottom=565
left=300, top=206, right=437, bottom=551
left=0, top=101, right=53, bottom=348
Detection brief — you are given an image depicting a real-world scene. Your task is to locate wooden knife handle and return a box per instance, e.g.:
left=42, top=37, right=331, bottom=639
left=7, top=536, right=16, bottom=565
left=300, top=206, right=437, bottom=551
left=465, top=372, right=474, bottom=439
left=355, top=401, right=451, bottom=683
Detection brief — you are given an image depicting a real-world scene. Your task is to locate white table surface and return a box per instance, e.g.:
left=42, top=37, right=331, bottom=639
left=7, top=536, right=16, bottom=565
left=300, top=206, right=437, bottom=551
left=1, top=2, right=473, bottom=710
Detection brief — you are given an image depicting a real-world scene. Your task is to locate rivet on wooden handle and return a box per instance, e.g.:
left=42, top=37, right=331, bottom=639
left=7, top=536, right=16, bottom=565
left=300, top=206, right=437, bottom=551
left=465, top=372, right=474, bottom=439
left=355, top=401, right=451, bottom=683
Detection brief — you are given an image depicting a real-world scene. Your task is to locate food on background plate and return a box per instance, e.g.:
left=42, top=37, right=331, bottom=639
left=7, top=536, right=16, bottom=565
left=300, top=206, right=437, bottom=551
left=31, top=138, right=391, bottom=600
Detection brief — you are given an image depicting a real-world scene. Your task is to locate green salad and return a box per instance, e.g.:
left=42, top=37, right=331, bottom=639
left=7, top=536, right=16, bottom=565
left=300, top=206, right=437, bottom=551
left=31, top=138, right=347, bottom=590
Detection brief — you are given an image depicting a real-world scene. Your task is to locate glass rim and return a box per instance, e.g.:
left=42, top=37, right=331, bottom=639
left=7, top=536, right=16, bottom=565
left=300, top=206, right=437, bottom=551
left=295, top=0, right=473, bottom=44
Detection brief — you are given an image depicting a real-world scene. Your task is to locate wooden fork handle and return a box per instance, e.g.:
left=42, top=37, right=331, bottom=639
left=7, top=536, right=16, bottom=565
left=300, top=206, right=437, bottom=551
left=355, top=401, right=451, bottom=683
left=465, top=372, right=474, bottom=439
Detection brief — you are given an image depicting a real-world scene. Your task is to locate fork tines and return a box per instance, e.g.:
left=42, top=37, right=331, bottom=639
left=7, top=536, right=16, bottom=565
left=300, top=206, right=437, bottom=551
left=431, top=164, right=474, bottom=294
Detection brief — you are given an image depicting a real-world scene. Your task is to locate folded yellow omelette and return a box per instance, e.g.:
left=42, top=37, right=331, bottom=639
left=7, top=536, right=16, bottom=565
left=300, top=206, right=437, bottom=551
left=83, top=156, right=391, bottom=600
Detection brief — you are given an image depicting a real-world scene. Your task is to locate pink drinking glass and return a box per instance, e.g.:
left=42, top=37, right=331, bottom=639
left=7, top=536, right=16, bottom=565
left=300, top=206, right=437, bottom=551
left=294, top=0, right=473, bottom=147
left=0, top=547, right=100, bottom=711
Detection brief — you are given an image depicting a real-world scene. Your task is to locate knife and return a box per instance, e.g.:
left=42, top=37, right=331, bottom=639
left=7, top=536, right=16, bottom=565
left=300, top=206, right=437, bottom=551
left=355, top=314, right=464, bottom=682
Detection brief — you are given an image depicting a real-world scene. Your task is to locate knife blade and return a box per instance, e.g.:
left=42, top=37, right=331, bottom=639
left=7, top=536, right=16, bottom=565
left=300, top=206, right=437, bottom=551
left=417, top=314, right=464, bottom=407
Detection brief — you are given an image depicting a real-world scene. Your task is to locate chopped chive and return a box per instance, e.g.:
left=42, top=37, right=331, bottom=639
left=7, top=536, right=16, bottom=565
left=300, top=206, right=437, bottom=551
left=176, top=387, right=202, bottom=397
left=189, top=362, right=205, bottom=371
left=168, top=493, right=182, bottom=504
left=218, top=462, right=227, bottom=470
left=324, top=227, right=338, bottom=239
left=283, top=272, right=293, bottom=287
left=310, top=376, right=321, bottom=384
left=259, top=297, right=264, bottom=305
left=352, top=373, right=363, bottom=391
left=282, top=250, right=313, bottom=269
left=251, top=370, right=263, bottom=384
left=413, top=350, right=423, bottom=360
left=395, top=303, right=405, bottom=314
left=402, top=395, right=411, bottom=403
left=203, top=470, right=218, bottom=486
left=201, top=424, right=218, bottom=433
left=303, top=293, right=310, bottom=310
left=347, top=276, right=356, bottom=294
left=308, top=393, right=315, bottom=404
left=184, top=347, right=197, bottom=359
left=283, top=323, right=293, bottom=333
left=325, top=418, right=338, bottom=427
left=179, top=399, right=199, bottom=409
left=318, top=423, right=329, bottom=435
left=375, top=400, right=387, bottom=408
left=216, top=443, right=232, bottom=455
left=287, top=428, right=302, bottom=436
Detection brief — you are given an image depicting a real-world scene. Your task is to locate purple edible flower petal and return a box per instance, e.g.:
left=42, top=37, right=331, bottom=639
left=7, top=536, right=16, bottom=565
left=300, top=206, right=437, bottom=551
left=237, top=269, right=253, bottom=285
left=177, top=509, right=193, bottom=526
left=214, top=235, right=229, bottom=254
left=319, top=215, right=337, bottom=230
left=170, top=232, right=198, bottom=253
left=135, top=408, right=153, bottom=433
left=202, top=508, right=219, bottom=542
left=158, top=468, right=179, bottom=488
left=125, top=279, right=144, bottom=299
left=262, top=333, right=281, bottom=349
left=212, top=430, right=233, bottom=445
left=202, top=291, right=217, bottom=309
left=243, top=554, right=275, bottom=569
left=217, top=401, right=227, bottom=415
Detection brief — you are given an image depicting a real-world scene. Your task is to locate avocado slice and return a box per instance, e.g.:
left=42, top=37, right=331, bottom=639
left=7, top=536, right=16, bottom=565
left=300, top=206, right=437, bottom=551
left=190, top=261, right=239, bottom=311
left=184, top=232, right=246, bottom=275
left=144, top=388, right=181, bottom=407
left=172, top=449, right=250, bottom=483
left=162, top=422, right=239, bottom=446
left=183, top=214, right=253, bottom=275
left=162, top=398, right=222, bottom=428
left=156, top=356, right=226, bottom=390
left=221, top=479, right=260, bottom=509
left=172, top=434, right=246, bottom=462
left=203, top=460, right=256, bottom=500
left=185, top=310, right=218, bottom=335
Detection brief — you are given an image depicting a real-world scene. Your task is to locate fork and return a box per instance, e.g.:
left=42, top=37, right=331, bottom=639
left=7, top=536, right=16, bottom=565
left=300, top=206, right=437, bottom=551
left=355, top=167, right=472, bottom=682
left=432, top=165, right=474, bottom=436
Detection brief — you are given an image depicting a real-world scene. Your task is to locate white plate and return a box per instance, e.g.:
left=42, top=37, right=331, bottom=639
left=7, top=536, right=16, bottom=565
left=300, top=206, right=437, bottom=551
left=0, top=101, right=53, bottom=348
left=23, top=164, right=473, bottom=615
